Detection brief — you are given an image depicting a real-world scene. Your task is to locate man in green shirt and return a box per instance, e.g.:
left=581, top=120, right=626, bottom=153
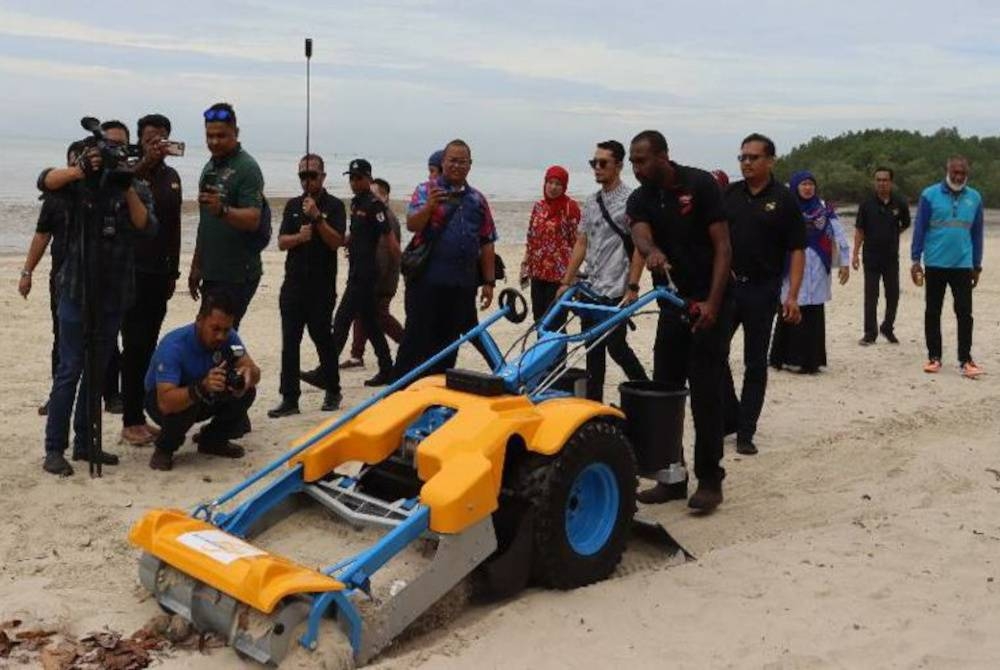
left=188, top=102, right=265, bottom=329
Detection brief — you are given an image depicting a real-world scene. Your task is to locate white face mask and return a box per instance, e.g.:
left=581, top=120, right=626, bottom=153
left=946, top=175, right=967, bottom=191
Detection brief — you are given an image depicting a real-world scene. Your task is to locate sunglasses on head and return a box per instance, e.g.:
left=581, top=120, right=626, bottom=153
left=203, top=108, right=234, bottom=122
left=589, top=158, right=612, bottom=169
left=298, top=170, right=320, bottom=180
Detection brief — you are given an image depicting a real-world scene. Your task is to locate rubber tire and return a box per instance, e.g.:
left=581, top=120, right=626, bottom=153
left=522, top=420, right=637, bottom=589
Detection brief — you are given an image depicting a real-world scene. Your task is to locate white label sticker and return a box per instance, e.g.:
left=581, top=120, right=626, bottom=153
left=177, top=530, right=265, bottom=565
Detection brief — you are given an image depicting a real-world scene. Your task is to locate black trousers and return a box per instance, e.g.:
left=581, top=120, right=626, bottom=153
left=202, top=276, right=260, bottom=330
left=121, top=272, right=171, bottom=426
left=48, top=270, right=120, bottom=401
left=393, top=280, right=478, bottom=381
left=580, top=300, right=648, bottom=402
left=145, top=387, right=256, bottom=453
left=723, top=278, right=780, bottom=444
left=279, top=284, right=337, bottom=400
left=330, top=280, right=393, bottom=393
left=654, top=301, right=731, bottom=482
left=924, top=267, right=974, bottom=364
left=863, top=261, right=900, bottom=339
left=530, top=278, right=566, bottom=330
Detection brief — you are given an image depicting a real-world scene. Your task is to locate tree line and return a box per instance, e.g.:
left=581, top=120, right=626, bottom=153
left=774, top=128, right=1000, bottom=207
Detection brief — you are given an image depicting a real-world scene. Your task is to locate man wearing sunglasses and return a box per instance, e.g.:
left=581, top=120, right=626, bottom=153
left=721, top=133, right=805, bottom=457
left=557, top=140, right=648, bottom=402
left=268, top=154, right=346, bottom=418
left=189, top=102, right=265, bottom=330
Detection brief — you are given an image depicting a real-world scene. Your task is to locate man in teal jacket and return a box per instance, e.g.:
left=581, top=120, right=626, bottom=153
left=910, top=156, right=984, bottom=378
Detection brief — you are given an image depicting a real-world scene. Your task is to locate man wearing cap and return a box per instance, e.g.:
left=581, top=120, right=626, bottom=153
left=268, top=154, right=346, bottom=418
left=393, top=139, right=498, bottom=380
left=325, top=159, right=400, bottom=403
left=189, top=102, right=265, bottom=329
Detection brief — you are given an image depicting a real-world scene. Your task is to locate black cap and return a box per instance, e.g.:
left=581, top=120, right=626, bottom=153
left=344, top=158, right=373, bottom=177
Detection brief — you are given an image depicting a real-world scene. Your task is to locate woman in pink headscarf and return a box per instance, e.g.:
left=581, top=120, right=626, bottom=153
left=520, top=165, right=581, bottom=326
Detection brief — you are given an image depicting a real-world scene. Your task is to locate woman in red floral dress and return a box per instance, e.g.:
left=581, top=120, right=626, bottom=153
left=520, top=165, right=581, bottom=327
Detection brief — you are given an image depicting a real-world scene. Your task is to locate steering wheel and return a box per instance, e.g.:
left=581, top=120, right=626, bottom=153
left=498, top=288, right=528, bottom=324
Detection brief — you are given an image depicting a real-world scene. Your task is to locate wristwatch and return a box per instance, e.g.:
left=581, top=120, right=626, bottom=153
left=20, top=269, right=31, bottom=279
left=628, top=283, right=640, bottom=292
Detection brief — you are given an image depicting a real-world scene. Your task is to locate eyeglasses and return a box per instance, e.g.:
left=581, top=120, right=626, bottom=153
left=203, top=108, right=234, bottom=122
left=298, top=170, right=320, bottom=180
left=589, top=158, right=612, bottom=169
left=737, top=153, right=766, bottom=164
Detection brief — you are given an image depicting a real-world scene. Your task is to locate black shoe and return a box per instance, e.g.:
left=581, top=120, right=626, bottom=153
left=858, top=336, right=876, bottom=346
left=736, top=440, right=758, bottom=456
left=197, top=441, right=245, bottom=459
left=38, top=400, right=49, bottom=416
left=688, top=479, right=723, bottom=512
left=300, top=367, right=327, bottom=390
left=267, top=398, right=300, bottom=419
left=149, top=448, right=173, bottom=471
left=637, top=479, right=688, bottom=504
left=104, top=395, right=124, bottom=414
left=71, top=450, right=120, bottom=465
left=322, top=391, right=342, bottom=412
left=43, top=453, right=74, bottom=476
left=879, top=325, right=899, bottom=344
left=363, top=369, right=393, bottom=387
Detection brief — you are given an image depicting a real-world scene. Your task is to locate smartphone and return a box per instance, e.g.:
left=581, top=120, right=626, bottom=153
left=162, top=140, right=185, bottom=157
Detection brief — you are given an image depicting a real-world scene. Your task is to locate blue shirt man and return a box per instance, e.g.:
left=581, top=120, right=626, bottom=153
left=910, top=157, right=984, bottom=377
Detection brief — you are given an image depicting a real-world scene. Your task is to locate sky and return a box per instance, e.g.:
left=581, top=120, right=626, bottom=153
left=1, top=0, right=999, bottom=174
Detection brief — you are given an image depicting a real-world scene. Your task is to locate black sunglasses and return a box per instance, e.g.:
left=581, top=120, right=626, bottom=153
left=737, top=153, right=765, bottom=163
left=203, top=108, right=234, bottom=122
left=589, top=158, right=612, bottom=169
left=298, top=170, right=321, bottom=180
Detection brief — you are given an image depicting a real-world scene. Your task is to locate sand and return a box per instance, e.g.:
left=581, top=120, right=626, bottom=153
left=1, top=205, right=998, bottom=669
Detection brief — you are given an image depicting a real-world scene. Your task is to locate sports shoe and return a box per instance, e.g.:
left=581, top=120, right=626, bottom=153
left=923, top=359, right=942, bottom=374
left=960, top=360, right=984, bottom=379
left=339, top=358, right=364, bottom=369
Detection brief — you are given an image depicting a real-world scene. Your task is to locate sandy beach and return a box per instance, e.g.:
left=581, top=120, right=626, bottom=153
left=1, top=204, right=998, bottom=669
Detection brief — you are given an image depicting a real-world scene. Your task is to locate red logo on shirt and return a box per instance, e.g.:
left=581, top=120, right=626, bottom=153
left=679, top=194, right=694, bottom=216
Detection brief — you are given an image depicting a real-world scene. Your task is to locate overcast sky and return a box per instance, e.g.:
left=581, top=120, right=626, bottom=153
left=1, top=0, right=998, bottom=172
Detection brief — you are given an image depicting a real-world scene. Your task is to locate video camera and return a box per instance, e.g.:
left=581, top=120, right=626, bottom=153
left=79, top=116, right=141, bottom=191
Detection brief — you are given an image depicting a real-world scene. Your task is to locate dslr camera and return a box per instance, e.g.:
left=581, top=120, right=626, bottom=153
left=223, top=344, right=247, bottom=392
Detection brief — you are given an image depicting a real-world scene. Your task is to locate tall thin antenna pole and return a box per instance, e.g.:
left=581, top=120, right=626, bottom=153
left=305, top=38, right=313, bottom=156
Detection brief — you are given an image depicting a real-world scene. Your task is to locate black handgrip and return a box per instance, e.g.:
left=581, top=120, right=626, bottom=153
left=498, top=288, right=528, bottom=324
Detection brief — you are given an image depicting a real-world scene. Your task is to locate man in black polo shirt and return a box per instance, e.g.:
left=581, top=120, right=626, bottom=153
left=852, top=167, right=910, bottom=345
left=119, top=113, right=184, bottom=446
left=326, top=159, right=400, bottom=401
left=626, top=130, right=733, bottom=512
left=268, top=154, right=346, bottom=417
left=722, top=133, right=805, bottom=457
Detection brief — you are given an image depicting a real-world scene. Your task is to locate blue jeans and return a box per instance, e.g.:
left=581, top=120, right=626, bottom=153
left=44, top=298, right=122, bottom=455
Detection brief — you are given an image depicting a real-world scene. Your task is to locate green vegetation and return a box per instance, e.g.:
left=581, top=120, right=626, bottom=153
left=775, top=128, right=1000, bottom=207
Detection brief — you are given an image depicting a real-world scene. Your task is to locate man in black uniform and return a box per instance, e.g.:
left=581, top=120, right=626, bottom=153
left=326, top=159, right=400, bottom=400
left=626, top=130, right=733, bottom=511
left=852, top=167, right=910, bottom=345
left=120, top=114, right=184, bottom=445
left=722, top=133, right=805, bottom=456
left=268, top=154, right=346, bottom=417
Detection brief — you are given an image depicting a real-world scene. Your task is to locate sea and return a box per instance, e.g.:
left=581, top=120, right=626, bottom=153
left=0, top=136, right=638, bottom=255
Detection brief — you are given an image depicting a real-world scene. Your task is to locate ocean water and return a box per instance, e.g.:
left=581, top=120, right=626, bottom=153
left=1, top=136, right=628, bottom=254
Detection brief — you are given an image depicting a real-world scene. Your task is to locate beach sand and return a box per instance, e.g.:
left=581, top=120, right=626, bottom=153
left=1, top=206, right=998, bottom=669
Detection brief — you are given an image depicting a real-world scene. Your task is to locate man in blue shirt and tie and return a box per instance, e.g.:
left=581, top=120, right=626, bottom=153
left=910, top=156, right=984, bottom=378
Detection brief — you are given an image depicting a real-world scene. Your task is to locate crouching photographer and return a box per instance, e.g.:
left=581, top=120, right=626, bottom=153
left=144, top=291, right=260, bottom=471
left=40, top=119, right=157, bottom=477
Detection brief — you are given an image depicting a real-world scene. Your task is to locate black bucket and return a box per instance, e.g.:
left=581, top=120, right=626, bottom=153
left=618, top=381, right=687, bottom=474
left=551, top=367, right=589, bottom=398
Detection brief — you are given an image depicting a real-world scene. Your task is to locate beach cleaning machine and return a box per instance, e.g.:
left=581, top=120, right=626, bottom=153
left=129, top=283, right=692, bottom=666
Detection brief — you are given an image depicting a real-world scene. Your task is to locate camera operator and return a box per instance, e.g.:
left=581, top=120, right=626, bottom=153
left=144, top=291, right=260, bottom=471
left=39, top=120, right=157, bottom=476
left=119, top=113, right=183, bottom=446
